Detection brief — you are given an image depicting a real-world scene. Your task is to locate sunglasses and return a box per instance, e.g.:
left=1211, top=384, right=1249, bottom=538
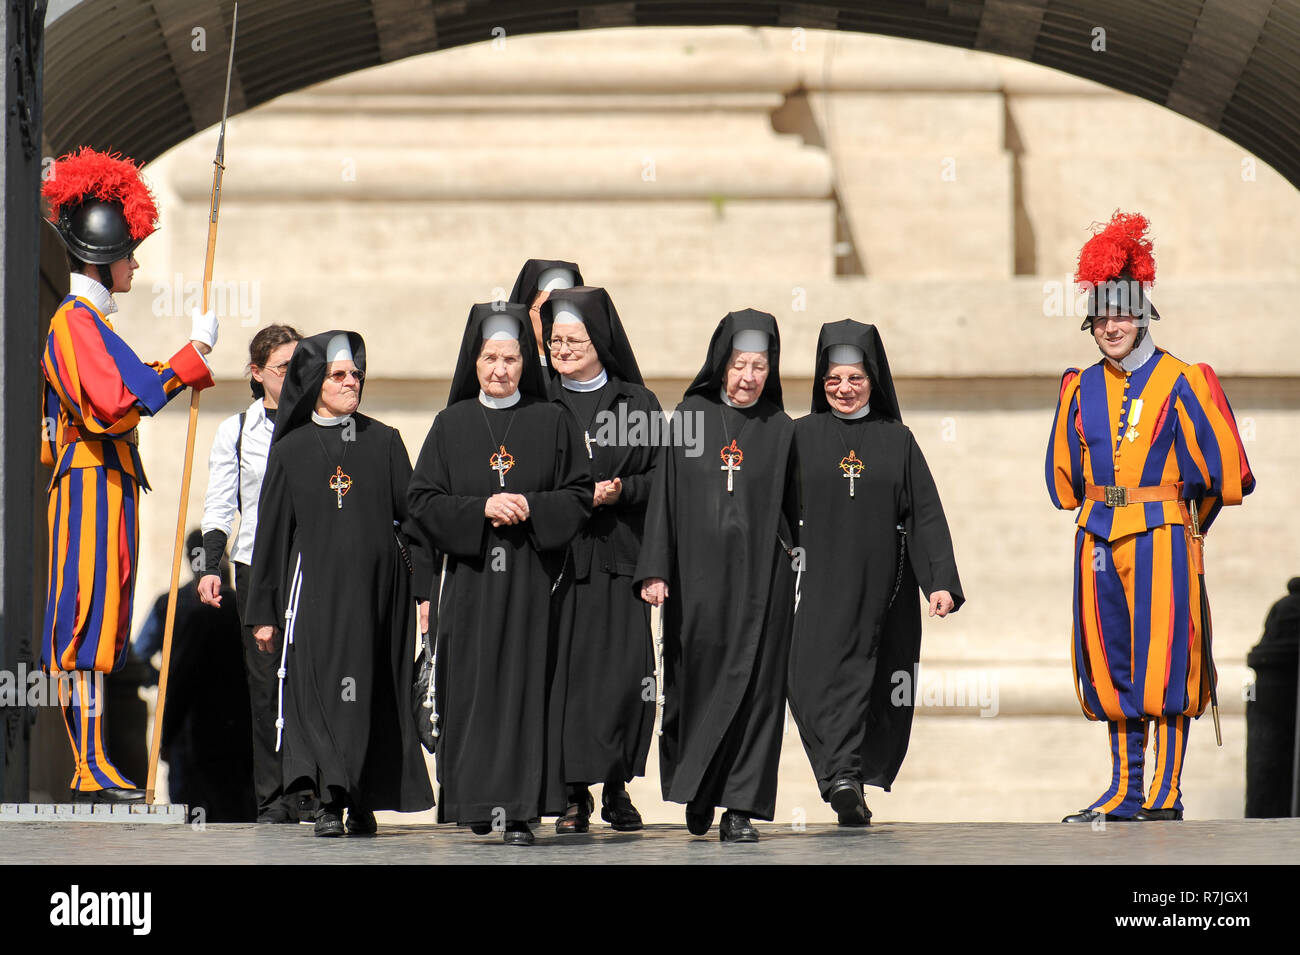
left=326, top=369, right=364, bottom=384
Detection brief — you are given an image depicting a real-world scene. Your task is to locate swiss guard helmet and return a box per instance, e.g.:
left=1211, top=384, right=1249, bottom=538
left=1075, top=210, right=1160, bottom=337
left=43, top=147, right=159, bottom=286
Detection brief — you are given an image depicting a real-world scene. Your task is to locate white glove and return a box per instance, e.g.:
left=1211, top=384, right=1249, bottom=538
left=190, top=307, right=218, bottom=349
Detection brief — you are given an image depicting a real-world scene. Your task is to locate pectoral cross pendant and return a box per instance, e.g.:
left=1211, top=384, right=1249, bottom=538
left=329, top=466, right=352, bottom=509
left=838, top=450, right=864, bottom=498
left=489, top=445, right=516, bottom=487
left=719, top=439, right=744, bottom=494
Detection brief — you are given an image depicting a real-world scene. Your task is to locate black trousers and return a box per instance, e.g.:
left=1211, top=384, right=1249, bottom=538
left=234, top=562, right=287, bottom=816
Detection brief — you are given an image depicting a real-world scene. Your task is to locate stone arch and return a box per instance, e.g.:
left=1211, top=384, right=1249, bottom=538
left=43, top=1, right=1300, bottom=189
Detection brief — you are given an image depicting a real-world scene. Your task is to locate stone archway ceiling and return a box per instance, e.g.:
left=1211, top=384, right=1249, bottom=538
left=44, top=0, right=1300, bottom=189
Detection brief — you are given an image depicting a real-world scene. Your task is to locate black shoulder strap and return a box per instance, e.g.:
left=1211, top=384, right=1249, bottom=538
left=235, top=412, right=246, bottom=513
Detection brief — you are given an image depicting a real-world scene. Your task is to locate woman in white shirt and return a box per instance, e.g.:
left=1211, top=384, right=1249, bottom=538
left=197, top=324, right=302, bottom=823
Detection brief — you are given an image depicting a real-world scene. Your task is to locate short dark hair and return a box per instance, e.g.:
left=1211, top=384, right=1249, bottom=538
left=247, top=324, right=303, bottom=398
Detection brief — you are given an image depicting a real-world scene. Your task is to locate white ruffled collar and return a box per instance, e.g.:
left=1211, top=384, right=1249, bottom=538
left=69, top=272, right=117, bottom=316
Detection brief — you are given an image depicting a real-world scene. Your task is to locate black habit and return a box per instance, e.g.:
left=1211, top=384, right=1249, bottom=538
left=407, top=304, right=592, bottom=824
left=245, top=330, right=434, bottom=813
left=634, top=309, right=798, bottom=820
left=787, top=320, right=964, bottom=796
left=542, top=287, right=658, bottom=786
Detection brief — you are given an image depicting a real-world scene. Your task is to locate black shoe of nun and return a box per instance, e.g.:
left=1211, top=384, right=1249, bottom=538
left=685, top=802, right=714, bottom=836
left=828, top=777, right=870, bottom=826
left=503, top=821, right=535, bottom=846
left=719, top=810, right=759, bottom=843
left=555, top=787, right=593, bottom=834
left=345, top=807, right=377, bottom=835
left=313, top=808, right=345, bottom=837
left=601, top=787, right=643, bottom=832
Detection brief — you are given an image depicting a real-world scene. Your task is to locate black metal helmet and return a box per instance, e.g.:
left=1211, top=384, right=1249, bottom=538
left=43, top=147, right=159, bottom=271
left=56, top=198, right=141, bottom=265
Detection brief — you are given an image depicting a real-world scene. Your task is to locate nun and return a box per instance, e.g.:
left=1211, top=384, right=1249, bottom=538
left=508, top=258, right=583, bottom=363
left=245, top=330, right=435, bottom=837
left=407, top=303, right=592, bottom=846
left=540, top=287, right=662, bottom=833
left=786, top=320, right=963, bottom=826
left=635, top=309, right=799, bottom=843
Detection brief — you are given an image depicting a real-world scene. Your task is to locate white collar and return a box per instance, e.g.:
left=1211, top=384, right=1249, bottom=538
left=831, top=401, right=871, bottom=420
left=562, top=368, right=608, bottom=392
left=1105, top=331, right=1157, bottom=374
left=479, top=389, right=521, bottom=409
left=244, top=398, right=274, bottom=430
left=720, top=386, right=760, bottom=410
left=68, top=272, right=117, bottom=316
left=311, top=411, right=352, bottom=427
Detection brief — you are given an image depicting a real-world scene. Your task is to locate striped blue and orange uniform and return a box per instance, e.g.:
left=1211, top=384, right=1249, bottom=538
left=40, top=289, right=213, bottom=790
left=1046, top=347, right=1253, bottom=815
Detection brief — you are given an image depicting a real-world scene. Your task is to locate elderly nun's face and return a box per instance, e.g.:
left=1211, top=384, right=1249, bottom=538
left=549, top=323, right=603, bottom=382
left=316, top=358, right=362, bottom=417
left=478, top=338, right=524, bottom=397
left=823, top=361, right=871, bottom=415
left=724, top=349, right=769, bottom=407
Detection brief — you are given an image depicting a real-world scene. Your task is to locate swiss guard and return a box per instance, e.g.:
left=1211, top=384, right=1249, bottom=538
left=1046, top=211, right=1253, bottom=822
left=40, top=148, right=219, bottom=802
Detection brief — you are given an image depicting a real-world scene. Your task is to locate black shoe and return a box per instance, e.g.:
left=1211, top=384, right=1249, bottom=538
left=828, top=777, right=870, bottom=826
left=601, top=789, right=643, bottom=832
left=346, top=807, right=377, bottom=835
left=257, top=802, right=297, bottom=824
left=468, top=821, right=493, bottom=835
left=503, top=821, right=535, bottom=846
left=1061, top=809, right=1136, bottom=823
left=296, top=792, right=319, bottom=824
left=71, top=787, right=145, bottom=804
left=719, top=810, right=759, bottom=843
left=555, top=788, right=592, bottom=834
left=1133, top=807, right=1183, bottom=821
left=314, top=808, right=345, bottom=837
left=685, top=804, right=714, bottom=836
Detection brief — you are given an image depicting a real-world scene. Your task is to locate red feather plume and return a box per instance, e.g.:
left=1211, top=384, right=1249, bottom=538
left=1075, top=210, right=1156, bottom=290
left=42, top=146, right=159, bottom=241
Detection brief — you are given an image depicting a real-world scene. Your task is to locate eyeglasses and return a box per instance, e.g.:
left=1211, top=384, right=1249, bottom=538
left=547, top=337, right=592, bottom=353
left=823, top=375, right=869, bottom=388
left=261, top=360, right=292, bottom=378
left=326, top=369, right=364, bottom=384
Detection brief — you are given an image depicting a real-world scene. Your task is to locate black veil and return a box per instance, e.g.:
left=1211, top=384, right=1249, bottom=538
left=684, top=308, right=783, bottom=409
left=810, top=319, right=902, bottom=423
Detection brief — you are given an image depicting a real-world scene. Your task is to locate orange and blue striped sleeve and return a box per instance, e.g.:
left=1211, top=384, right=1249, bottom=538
left=1172, top=362, right=1254, bottom=532
left=44, top=302, right=214, bottom=436
left=1045, top=368, right=1083, bottom=510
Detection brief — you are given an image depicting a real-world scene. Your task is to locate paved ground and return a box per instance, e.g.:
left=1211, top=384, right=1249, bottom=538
left=2, top=818, right=1297, bottom=865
